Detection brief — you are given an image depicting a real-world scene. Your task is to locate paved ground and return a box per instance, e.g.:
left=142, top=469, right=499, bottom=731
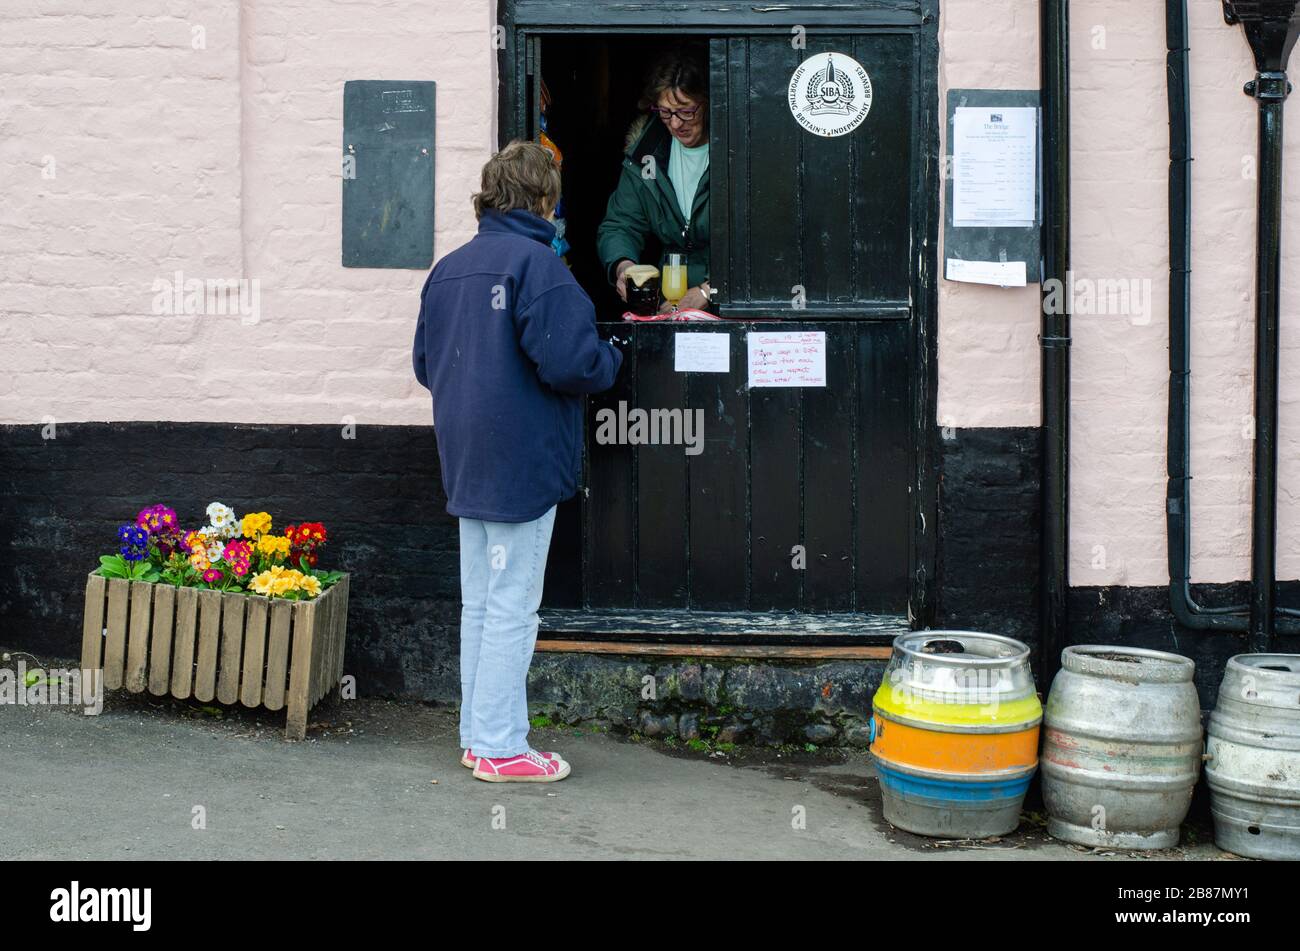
left=0, top=689, right=1233, bottom=861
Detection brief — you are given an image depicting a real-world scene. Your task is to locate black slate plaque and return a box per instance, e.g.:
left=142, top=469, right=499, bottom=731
left=342, top=80, right=435, bottom=268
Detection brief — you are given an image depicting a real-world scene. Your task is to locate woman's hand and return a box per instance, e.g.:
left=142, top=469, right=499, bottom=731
left=614, top=260, right=635, bottom=302
left=661, top=284, right=711, bottom=313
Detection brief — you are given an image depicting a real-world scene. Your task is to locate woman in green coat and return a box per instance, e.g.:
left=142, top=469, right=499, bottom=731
left=597, top=49, right=712, bottom=313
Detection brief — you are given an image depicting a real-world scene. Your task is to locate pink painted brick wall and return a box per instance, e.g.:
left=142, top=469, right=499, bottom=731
left=0, top=0, right=497, bottom=426
left=0, top=0, right=1295, bottom=586
left=939, top=0, right=1300, bottom=586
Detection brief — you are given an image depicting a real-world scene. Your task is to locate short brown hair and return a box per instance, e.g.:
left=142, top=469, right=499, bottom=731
left=471, top=140, right=561, bottom=220
left=638, top=46, right=709, bottom=112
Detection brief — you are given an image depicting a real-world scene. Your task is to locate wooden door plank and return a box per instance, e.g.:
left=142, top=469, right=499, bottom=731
left=801, top=35, right=857, bottom=303
left=748, top=355, right=802, bottom=610
left=803, top=324, right=856, bottom=612
left=855, top=321, right=911, bottom=612
left=585, top=326, right=637, bottom=606
left=687, top=328, right=748, bottom=608
left=634, top=327, right=689, bottom=607
left=851, top=32, right=914, bottom=301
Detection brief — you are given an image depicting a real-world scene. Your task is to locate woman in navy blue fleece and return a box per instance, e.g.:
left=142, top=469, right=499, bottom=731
left=413, top=141, right=622, bottom=782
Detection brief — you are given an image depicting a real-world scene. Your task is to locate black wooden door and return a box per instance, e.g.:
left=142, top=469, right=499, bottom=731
left=527, top=22, right=938, bottom=640
left=546, top=320, right=912, bottom=616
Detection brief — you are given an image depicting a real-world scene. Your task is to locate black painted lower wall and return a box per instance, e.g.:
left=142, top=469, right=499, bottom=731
left=2, top=421, right=1295, bottom=742
left=0, top=422, right=463, bottom=701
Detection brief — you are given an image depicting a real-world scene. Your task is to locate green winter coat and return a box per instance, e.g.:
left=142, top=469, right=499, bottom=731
left=596, top=115, right=711, bottom=293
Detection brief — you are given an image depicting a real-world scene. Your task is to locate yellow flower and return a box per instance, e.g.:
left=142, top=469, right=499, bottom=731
left=190, top=550, right=210, bottom=572
left=256, top=534, right=290, bottom=559
left=249, top=564, right=322, bottom=599
left=250, top=565, right=290, bottom=594
left=241, top=511, right=273, bottom=540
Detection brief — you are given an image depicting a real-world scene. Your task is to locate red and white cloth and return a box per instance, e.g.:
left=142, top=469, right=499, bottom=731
left=621, top=308, right=721, bottom=322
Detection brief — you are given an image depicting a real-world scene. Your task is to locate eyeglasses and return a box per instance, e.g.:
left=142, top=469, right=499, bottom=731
left=650, top=106, right=701, bottom=122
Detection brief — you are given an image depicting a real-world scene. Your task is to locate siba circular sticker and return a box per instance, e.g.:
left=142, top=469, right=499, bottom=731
left=787, top=52, right=873, bottom=137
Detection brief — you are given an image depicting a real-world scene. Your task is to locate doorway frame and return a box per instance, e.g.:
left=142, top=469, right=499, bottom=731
left=496, top=0, right=941, bottom=637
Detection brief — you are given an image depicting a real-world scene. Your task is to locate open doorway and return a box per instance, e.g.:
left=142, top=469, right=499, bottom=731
left=536, top=34, right=707, bottom=318
left=500, top=5, right=940, bottom=642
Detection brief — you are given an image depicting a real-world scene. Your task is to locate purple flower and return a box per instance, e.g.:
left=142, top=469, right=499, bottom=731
left=137, top=504, right=178, bottom=534
left=117, top=524, right=150, bottom=562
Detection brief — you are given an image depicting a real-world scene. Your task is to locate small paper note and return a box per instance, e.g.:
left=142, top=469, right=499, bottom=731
left=746, top=331, right=826, bottom=388
left=674, top=333, right=730, bottom=373
left=945, top=258, right=1028, bottom=287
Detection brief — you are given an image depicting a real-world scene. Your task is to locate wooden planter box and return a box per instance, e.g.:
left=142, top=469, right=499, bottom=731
left=80, top=572, right=350, bottom=740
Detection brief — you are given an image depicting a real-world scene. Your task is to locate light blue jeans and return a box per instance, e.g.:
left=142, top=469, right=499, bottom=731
left=458, top=505, right=556, bottom=758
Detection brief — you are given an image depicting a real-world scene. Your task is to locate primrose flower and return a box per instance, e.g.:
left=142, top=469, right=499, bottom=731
left=205, top=502, right=240, bottom=538
left=202, top=568, right=223, bottom=584
left=241, top=512, right=272, bottom=540
left=256, top=534, right=290, bottom=560
left=136, top=504, right=177, bottom=534
left=248, top=567, right=281, bottom=596
left=117, top=524, right=149, bottom=562
left=298, top=575, right=322, bottom=597
left=223, top=540, right=252, bottom=577
left=223, top=540, right=251, bottom=560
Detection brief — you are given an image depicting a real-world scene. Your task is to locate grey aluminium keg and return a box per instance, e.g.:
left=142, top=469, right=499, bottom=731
left=1206, top=654, right=1300, bottom=860
left=1041, top=645, right=1202, bottom=849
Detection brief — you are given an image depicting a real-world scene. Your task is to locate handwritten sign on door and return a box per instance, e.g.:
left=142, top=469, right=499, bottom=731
left=674, top=333, right=730, bottom=373
left=746, top=331, right=827, bottom=387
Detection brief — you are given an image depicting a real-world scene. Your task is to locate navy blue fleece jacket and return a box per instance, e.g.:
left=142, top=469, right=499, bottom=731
left=412, top=208, right=623, bottom=522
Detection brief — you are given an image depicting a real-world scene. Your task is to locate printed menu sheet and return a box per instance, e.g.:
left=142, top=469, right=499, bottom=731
left=952, top=106, right=1037, bottom=228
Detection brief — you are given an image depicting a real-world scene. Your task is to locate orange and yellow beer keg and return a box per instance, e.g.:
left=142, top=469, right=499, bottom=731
left=870, top=631, right=1042, bottom=838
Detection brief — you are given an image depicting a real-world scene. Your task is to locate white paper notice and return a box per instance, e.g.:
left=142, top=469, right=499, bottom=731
left=945, top=258, right=1028, bottom=287
left=674, top=333, right=730, bottom=373
left=952, top=106, right=1037, bottom=228
left=746, top=331, right=826, bottom=388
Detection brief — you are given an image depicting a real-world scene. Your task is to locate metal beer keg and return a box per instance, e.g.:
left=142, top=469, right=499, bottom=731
left=1041, top=645, right=1201, bottom=849
left=1207, top=653, right=1300, bottom=860
left=870, top=631, right=1041, bottom=838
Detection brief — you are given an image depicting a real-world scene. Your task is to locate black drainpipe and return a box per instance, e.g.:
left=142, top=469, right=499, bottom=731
left=1168, top=1, right=1300, bottom=648
left=1227, top=0, right=1300, bottom=651
left=1039, top=0, right=1070, bottom=683
left=1166, top=0, right=1250, bottom=634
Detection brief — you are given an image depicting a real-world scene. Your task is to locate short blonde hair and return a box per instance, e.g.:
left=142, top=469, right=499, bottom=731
left=471, top=140, right=561, bottom=220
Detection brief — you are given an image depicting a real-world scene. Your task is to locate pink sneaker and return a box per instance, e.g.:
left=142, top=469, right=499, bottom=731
left=461, top=748, right=560, bottom=769
left=472, top=749, right=571, bottom=783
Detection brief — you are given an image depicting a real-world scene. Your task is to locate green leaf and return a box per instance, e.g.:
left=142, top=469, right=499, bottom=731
left=97, top=556, right=128, bottom=579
